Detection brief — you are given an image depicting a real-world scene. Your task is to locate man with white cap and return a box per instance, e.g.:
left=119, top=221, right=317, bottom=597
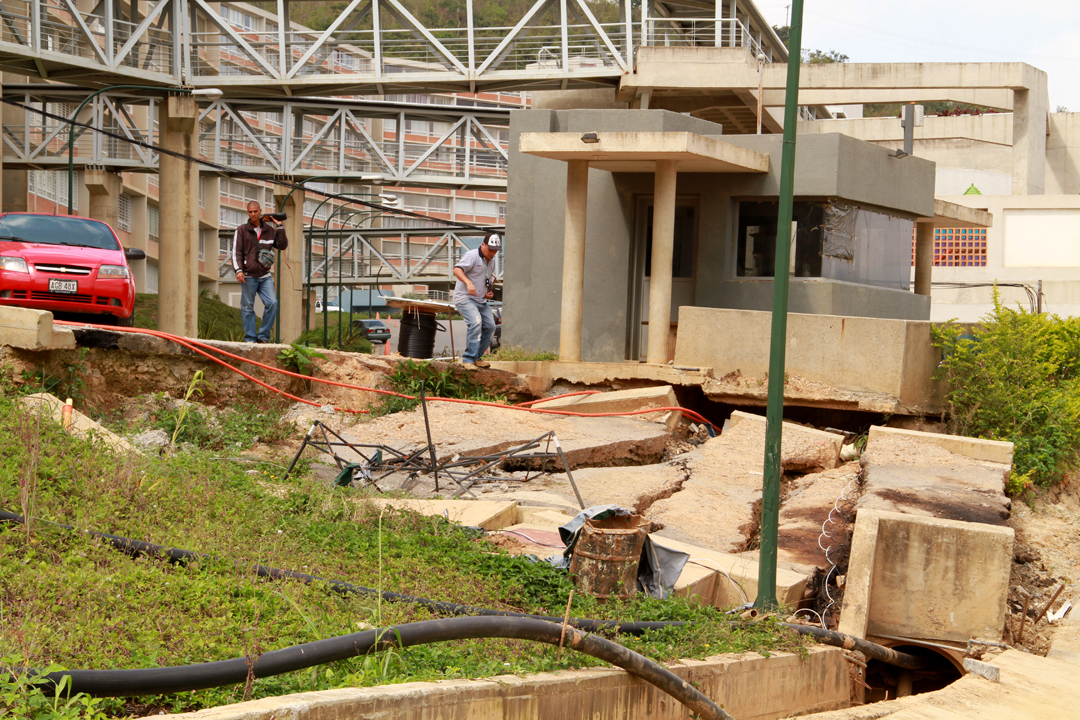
left=452, top=233, right=501, bottom=370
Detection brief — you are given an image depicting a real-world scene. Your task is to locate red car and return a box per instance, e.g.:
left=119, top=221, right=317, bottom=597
left=0, top=212, right=144, bottom=326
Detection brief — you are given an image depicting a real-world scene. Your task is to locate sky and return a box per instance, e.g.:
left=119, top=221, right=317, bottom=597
left=753, top=0, right=1080, bottom=112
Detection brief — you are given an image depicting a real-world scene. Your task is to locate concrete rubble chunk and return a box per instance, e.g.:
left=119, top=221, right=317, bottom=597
left=726, top=410, right=845, bottom=472
left=341, top=402, right=671, bottom=470
left=838, top=509, right=1014, bottom=644
left=858, top=432, right=1012, bottom=525
left=132, top=429, right=170, bottom=450
left=20, top=393, right=137, bottom=454
left=963, top=658, right=1001, bottom=683
left=0, top=306, right=75, bottom=350
left=529, top=385, right=683, bottom=429
left=868, top=425, right=1014, bottom=465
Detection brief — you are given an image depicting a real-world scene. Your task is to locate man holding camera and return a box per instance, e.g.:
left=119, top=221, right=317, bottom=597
left=452, top=233, right=501, bottom=370
left=232, top=200, right=289, bottom=344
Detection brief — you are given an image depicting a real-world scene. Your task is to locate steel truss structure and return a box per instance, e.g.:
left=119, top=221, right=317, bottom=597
left=218, top=225, right=502, bottom=286
left=0, top=1, right=780, bottom=96
left=1, top=86, right=509, bottom=189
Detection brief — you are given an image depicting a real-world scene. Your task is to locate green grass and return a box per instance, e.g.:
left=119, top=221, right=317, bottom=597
left=0, top=382, right=806, bottom=718
left=491, top=345, right=560, bottom=362
left=133, top=291, right=248, bottom=342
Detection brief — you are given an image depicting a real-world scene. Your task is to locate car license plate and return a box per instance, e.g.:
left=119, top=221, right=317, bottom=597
left=48, top=278, right=78, bottom=294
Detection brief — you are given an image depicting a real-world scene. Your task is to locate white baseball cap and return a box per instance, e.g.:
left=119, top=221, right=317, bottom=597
left=483, top=233, right=502, bottom=250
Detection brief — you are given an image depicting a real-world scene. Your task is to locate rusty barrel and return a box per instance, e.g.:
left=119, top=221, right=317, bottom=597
left=568, top=514, right=647, bottom=599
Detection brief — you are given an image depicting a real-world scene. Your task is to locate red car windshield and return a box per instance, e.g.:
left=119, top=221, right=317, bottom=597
left=0, top=214, right=121, bottom=251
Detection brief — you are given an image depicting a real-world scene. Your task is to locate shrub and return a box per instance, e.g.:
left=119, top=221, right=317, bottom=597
left=933, top=289, right=1080, bottom=487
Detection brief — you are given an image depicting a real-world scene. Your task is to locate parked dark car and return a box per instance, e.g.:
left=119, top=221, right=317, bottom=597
left=0, top=212, right=144, bottom=326
left=353, top=318, right=391, bottom=344
left=490, top=306, right=502, bottom=350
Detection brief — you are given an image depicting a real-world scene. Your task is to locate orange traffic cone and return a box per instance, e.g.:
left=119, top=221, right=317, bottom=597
left=376, top=311, right=380, bottom=320
left=383, top=341, right=390, bottom=356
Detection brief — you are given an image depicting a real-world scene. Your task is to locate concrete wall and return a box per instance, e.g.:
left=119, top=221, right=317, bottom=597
left=1047, top=111, right=1080, bottom=194
left=674, top=307, right=942, bottom=409
left=161, top=646, right=849, bottom=720
left=929, top=194, right=1080, bottom=321
left=506, top=109, right=936, bottom=361
left=838, top=509, right=1014, bottom=644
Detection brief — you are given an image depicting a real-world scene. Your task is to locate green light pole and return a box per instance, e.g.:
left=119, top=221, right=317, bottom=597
left=755, top=0, right=805, bottom=611
left=66, top=85, right=222, bottom=215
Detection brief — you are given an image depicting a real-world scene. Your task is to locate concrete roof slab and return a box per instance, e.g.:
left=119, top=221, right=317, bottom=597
left=518, top=131, right=770, bottom=173
left=919, top=199, right=994, bottom=228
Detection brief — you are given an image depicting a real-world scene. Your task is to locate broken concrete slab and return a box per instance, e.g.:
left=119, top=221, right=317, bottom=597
left=0, top=306, right=75, bottom=350
left=858, top=433, right=1012, bottom=526
left=20, top=393, right=136, bottom=454
left=653, top=535, right=808, bottom=610
left=341, top=402, right=671, bottom=470
left=868, top=425, right=1014, bottom=466
left=838, top=509, right=1014, bottom=644
left=727, top=410, right=844, bottom=471
left=775, top=462, right=862, bottom=570
left=510, top=415, right=846, bottom=557
left=363, top=498, right=519, bottom=530
left=529, top=385, right=682, bottom=429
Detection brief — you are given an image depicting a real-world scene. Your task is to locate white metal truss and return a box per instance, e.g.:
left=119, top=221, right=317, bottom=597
left=218, top=226, right=502, bottom=286
left=1, top=87, right=510, bottom=189
left=0, top=0, right=778, bottom=95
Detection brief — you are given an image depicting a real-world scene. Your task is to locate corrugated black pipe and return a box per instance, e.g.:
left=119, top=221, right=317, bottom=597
left=33, top=616, right=736, bottom=720
left=0, top=510, right=925, bottom=669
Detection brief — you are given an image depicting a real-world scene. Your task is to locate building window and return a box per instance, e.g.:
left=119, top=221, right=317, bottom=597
left=911, top=227, right=987, bottom=267
left=118, top=194, right=132, bottom=232
left=199, top=177, right=206, bottom=208
left=145, top=260, right=159, bottom=294
left=29, top=170, right=76, bottom=210
left=148, top=205, right=159, bottom=243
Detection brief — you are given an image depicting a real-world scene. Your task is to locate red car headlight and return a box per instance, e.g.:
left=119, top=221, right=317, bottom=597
left=0, top=256, right=29, bottom=273
left=98, top=264, right=130, bottom=279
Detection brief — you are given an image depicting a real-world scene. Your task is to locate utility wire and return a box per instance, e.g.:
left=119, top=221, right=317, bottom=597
left=0, top=95, right=496, bottom=233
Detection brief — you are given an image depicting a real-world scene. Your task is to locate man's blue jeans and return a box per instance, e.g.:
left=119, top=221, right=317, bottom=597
left=241, top=274, right=278, bottom=343
left=456, top=300, right=494, bottom=364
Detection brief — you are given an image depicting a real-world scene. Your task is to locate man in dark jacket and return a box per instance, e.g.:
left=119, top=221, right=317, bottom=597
left=232, top=200, right=288, bottom=343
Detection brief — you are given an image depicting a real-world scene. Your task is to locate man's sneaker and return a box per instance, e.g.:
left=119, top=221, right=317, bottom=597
left=473, top=359, right=491, bottom=368
left=461, top=362, right=479, bottom=371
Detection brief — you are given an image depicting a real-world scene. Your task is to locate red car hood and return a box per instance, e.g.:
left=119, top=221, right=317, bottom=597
left=2, top=241, right=126, bottom=266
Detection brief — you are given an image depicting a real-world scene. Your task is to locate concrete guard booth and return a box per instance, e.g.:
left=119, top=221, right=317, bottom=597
left=506, top=110, right=991, bottom=411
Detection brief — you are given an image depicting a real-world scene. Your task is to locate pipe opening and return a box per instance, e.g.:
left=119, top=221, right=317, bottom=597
left=863, top=645, right=962, bottom=702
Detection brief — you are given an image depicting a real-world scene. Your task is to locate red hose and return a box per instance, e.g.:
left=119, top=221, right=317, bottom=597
left=57, top=322, right=719, bottom=432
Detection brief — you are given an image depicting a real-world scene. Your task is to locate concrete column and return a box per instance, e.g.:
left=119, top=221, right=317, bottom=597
left=1011, top=79, right=1048, bottom=195
left=558, top=159, right=589, bottom=362
left=85, top=168, right=122, bottom=231
left=159, top=94, right=199, bottom=338
left=272, top=184, right=306, bottom=343
left=914, top=221, right=934, bottom=297
left=1, top=77, right=28, bottom=213
left=646, top=159, right=677, bottom=365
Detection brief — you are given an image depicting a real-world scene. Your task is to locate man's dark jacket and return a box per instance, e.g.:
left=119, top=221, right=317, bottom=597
left=231, top=221, right=288, bottom=278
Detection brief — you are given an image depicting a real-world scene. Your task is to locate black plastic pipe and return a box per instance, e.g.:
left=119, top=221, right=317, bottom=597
left=0, top=510, right=925, bottom=669
left=34, top=616, right=736, bottom=720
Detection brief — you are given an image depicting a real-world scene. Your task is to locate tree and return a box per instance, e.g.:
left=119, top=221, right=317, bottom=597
left=771, top=25, right=848, bottom=63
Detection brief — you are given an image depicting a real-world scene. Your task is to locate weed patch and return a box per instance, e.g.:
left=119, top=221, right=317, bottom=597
left=373, top=359, right=506, bottom=416
left=933, top=289, right=1080, bottom=486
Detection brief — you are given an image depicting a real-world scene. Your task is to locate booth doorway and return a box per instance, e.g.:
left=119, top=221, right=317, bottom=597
left=627, top=197, right=699, bottom=361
